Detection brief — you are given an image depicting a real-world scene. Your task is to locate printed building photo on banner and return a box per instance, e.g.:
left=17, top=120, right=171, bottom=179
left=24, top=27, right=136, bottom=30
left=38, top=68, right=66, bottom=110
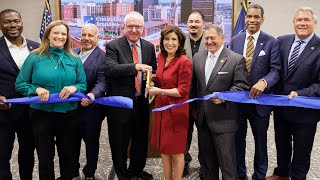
left=60, top=0, right=232, bottom=52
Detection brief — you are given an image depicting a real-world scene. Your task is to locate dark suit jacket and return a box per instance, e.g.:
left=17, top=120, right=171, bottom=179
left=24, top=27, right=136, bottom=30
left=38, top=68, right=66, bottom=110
left=276, top=34, right=320, bottom=124
left=230, top=31, right=281, bottom=116
left=105, top=36, right=157, bottom=99
left=0, top=36, right=39, bottom=122
left=73, top=46, right=107, bottom=98
left=190, top=47, right=250, bottom=133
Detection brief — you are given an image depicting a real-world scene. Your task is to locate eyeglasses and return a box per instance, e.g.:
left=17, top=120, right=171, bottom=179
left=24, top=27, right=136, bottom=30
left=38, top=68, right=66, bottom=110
left=125, top=25, right=143, bottom=30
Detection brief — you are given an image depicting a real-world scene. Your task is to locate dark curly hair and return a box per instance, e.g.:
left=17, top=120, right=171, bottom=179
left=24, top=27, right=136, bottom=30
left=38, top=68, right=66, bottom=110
left=160, top=26, right=186, bottom=58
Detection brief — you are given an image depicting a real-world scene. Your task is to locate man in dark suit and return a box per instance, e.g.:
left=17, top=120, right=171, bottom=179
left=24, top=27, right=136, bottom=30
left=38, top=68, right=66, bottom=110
left=230, top=4, right=281, bottom=180
left=72, top=24, right=107, bottom=180
left=0, top=9, right=38, bottom=180
left=190, top=24, right=249, bottom=180
left=267, top=7, right=320, bottom=180
left=183, top=10, right=206, bottom=178
left=105, top=11, right=157, bottom=180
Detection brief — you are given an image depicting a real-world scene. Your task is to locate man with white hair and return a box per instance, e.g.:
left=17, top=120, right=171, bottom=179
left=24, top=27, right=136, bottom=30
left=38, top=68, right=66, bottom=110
left=105, top=11, right=157, bottom=180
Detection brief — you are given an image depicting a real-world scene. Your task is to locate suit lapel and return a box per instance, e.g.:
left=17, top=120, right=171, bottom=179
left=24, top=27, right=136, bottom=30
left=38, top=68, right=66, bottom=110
left=282, top=35, right=295, bottom=77
left=120, top=36, right=133, bottom=63
left=0, top=37, right=19, bottom=71
left=206, top=47, right=228, bottom=88
left=252, top=32, right=265, bottom=65
left=237, top=33, right=246, bottom=55
left=286, top=34, right=320, bottom=80
left=140, top=39, right=147, bottom=64
left=199, top=50, right=208, bottom=88
left=26, top=39, right=36, bottom=51
left=184, top=35, right=192, bottom=60
left=83, top=47, right=100, bottom=68
left=198, top=34, right=206, bottom=52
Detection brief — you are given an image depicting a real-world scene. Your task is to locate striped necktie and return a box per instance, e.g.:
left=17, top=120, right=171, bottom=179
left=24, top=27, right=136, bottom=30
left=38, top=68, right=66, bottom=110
left=132, top=43, right=141, bottom=94
left=245, top=36, right=254, bottom=75
left=288, top=40, right=303, bottom=71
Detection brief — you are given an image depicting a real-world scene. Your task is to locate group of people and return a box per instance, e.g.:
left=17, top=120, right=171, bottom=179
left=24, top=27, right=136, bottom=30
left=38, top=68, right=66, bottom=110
left=0, top=3, right=320, bottom=180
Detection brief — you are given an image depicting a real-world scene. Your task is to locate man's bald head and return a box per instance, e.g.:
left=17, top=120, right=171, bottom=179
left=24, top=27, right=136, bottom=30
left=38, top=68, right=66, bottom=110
left=81, top=23, right=99, bottom=51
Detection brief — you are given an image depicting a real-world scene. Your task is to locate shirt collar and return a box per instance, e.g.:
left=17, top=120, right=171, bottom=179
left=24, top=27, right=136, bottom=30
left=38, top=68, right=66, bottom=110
left=4, top=35, right=27, bottom=48
left=294, top=33, right=314, bottom=44
left=127, top=39, right=141, bottom=48
left=246, top=30, right=261, bottom=41
left=208, top=45, right=224, bottom=59
left=80, top=45, right=97, bottom=56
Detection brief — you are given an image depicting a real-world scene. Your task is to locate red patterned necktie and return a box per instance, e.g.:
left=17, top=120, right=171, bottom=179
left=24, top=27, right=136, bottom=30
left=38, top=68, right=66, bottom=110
left=132, top=43, right=141, bottom=94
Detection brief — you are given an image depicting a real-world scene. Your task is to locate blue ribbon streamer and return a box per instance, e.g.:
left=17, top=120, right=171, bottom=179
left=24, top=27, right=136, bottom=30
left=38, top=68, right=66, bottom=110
left=4, top=93, right=133, bottom=109
left=152, top=91, right=320, bottom=112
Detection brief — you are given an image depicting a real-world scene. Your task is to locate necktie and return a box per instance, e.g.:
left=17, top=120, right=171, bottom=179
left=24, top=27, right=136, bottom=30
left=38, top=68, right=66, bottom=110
left=132, top=43, right=141, bottom=94
left=288, top=40, right=303, bottom=71
left=245, top=36, right=254, bottom=75
left=205, top=54, right=215, bottom=85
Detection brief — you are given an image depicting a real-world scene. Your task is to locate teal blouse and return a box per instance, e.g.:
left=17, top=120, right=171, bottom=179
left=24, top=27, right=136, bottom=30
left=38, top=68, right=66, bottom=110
left=15, top=46, right=87, bottom=113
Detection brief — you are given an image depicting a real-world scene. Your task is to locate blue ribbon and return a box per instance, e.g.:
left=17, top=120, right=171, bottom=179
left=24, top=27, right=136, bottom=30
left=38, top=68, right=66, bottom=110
left=4, top=93, right=133, bottom=109
left=152, top=91, right=320, bottom=112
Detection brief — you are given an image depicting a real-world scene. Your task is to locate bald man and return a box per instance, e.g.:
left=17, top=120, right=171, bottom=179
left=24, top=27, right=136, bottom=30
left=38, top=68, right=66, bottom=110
left=72, top=24, right=107, bottom=180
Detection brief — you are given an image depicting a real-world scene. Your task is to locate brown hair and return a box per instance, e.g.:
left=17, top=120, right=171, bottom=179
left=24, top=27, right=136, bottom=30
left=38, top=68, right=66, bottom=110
left=160, top=26, right=186, bottom=58
left=34, top=20, right=76, bottom=57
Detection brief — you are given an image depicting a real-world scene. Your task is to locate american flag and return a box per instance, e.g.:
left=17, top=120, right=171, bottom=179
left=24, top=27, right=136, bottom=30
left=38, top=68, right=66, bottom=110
left=39, top=0, right=52, bottom=41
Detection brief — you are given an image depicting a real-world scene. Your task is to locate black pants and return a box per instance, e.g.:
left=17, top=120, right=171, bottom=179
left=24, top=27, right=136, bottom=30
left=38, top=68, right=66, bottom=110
left=0, top=105, right=34, bottom=180
left=273, top=107, right=318, bottom=179
left=31, top=108, right=79, bottom=180
left=107, top=96, right=149, bottom=180
left=73, top=105, right=104, bottom=177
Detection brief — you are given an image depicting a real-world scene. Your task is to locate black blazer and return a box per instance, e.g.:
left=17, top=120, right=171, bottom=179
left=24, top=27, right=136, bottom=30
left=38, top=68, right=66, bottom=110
left=0, top=36, right=39, bottom=122
left=105, top=36, right=157, bottom=99
left=0, top=36, right=39, bottom=99
left=73, top=46, right=107, bottom=98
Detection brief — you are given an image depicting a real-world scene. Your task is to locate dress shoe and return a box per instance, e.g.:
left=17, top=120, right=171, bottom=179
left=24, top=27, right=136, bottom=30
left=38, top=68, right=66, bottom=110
left=85, top=176, right=96, bottom=180
left=133, top=170, right=153, bottom=180
left=266, top=175, right=290, bottom=180
left=199, top=168, right=204, bottom=180
left=182, top=163, right=190, bottom=177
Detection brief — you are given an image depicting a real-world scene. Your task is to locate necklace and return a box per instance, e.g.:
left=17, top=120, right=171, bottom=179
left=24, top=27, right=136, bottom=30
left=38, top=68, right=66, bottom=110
left=49, top=53, right=64, bottom=69
left=166, top=56, right=174, bottom=63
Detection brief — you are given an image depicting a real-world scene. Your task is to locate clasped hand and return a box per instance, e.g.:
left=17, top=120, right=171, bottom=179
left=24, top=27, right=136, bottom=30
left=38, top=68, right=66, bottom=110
left=36, top=86, right=77, bottom=102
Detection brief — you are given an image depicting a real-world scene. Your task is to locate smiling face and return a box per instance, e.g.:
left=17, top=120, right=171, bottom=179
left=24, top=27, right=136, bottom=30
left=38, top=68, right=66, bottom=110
left=205, top=28, right=224, bottom=54
left=187, top=12, right=205, bottom=36
left=81, top=24, right=99, bottom=51
left=0, top=11, right=23, bottom=41
left=163, top=32, right=180, bottom=57
left=123, top=16, right=144, bottom=43
left=245, top=8, right=264, bottom=35
left=48, top=24, right=67, bottom=49
left=294, top=10, right=317, bottom=40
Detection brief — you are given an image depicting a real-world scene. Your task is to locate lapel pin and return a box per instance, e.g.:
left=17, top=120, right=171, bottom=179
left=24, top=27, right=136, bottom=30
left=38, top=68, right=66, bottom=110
left=220, top=60, right=225, bottom=63
left=30, top=46, right=33, bottom=50
left=260, top=43, right=263, bottom=46
left=311, top=47, right=315, bottom=50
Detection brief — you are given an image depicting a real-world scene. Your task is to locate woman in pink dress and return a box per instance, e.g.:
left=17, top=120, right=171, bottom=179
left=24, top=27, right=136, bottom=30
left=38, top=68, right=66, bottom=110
left=148, top=26, right=192, bottom=180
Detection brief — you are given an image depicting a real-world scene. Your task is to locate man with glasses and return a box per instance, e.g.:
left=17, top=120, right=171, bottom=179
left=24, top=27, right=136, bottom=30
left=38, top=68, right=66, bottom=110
left=105, top=11, right=157, bottom=180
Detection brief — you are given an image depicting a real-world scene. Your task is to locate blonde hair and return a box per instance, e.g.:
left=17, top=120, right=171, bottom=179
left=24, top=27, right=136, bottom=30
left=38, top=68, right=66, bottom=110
left=34, top=20, right=77, bottom=57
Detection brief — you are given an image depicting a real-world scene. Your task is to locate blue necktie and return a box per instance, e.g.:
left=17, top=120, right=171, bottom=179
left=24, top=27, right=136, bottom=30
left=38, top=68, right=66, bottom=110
left=288, top=40, right=303, bottom=71
left=205, top=54, right=215, bottom=85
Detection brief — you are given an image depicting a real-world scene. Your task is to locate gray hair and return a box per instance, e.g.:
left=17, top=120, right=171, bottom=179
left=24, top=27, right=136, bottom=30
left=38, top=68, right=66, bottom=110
left=124, top=11, right=144, bottom=26
left=204, top=24, right=224, bottom=36
left=294, top=7, right=317, bottom=21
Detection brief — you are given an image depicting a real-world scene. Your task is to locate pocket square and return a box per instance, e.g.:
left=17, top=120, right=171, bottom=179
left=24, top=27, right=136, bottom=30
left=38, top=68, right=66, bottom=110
left=218, top=72, right=229, bottom=75
left=258, top=50, right=266, bottom=56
